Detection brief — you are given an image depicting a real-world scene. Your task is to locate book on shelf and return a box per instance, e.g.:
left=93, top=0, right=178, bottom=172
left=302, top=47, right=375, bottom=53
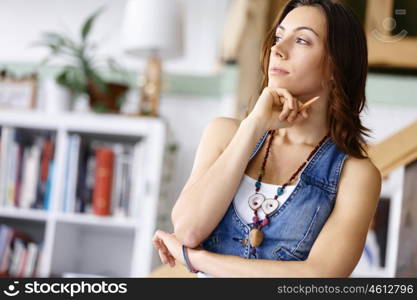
left=111, top=143, right=134, bottom=217
left=0, top=224, right=42, bottom=278
left=35, top=135, right=55, bottom=210
left=0, top=128, right=55, bottom=210
left=63, top=134, right=141, bottom=218
left=63, top=134, right=81, bottom=212
left=43, top=160, right=54, bottom=211
left=20, top=138, right=42, bottom=209
left=92, top=147, right=115, bottom=216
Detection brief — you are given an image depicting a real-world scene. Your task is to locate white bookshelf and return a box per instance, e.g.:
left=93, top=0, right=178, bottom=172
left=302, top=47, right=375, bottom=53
left=0, top=110, right=167, bottom=277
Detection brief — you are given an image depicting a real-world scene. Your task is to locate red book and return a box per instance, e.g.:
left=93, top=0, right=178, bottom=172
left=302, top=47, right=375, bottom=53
left=92, top=148, right=114, bottom=216
left=40, top=139, right=54, bottom=182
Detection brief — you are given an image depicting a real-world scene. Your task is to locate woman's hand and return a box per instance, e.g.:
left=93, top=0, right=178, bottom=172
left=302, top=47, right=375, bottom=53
left=152, top=230, right=184, bottom=267
left=246, top=87, right=317, bottom=132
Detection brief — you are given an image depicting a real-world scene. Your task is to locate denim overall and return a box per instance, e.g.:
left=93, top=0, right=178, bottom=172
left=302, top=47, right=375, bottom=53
left=200, top=131, right=348, bottom=262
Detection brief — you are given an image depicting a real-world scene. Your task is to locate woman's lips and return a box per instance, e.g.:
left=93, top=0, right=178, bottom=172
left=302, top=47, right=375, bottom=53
left=269, top=68, right=289, bottom=75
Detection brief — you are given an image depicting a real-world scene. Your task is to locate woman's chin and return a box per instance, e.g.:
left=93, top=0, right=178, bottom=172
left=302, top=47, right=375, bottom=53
left=267, top=81, right=293, bottom=92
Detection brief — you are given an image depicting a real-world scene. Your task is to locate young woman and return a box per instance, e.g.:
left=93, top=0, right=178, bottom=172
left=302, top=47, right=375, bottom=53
left=153, top=0, right=382, bottom=277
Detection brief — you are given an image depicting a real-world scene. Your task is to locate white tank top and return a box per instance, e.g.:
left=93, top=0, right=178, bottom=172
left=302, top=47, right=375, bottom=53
left=233, top=174, right=298, bottom=223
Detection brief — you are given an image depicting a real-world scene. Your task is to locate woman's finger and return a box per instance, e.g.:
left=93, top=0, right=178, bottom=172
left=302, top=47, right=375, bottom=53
left=159, top=240, right=177, bottom=264
left=291, top=97, right=298, bottom=111
left=160, top=248, right=175, bottom=266
left=152, top=230, right=164, bottom=247
left=279, top=98, right=293, bottom=121
left=302, top=108, right=309, bottom=118
left=155, top=237, right=177, bottom=267
left=288, top=97, right=299, bottom=122
left=275, top=87, right=294, bottom=105
left=157, top=240, right=172, bottom=257
left=268, top=88, right=282, bottom=108
left=158, top=249, right=169, bottom=264
left=152, top=235, right=162, bottom=251
left=164, top=250, right=176, bottom=267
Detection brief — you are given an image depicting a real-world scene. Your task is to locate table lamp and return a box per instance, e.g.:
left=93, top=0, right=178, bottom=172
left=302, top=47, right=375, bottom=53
left=121, top=0, right=184, bottom=117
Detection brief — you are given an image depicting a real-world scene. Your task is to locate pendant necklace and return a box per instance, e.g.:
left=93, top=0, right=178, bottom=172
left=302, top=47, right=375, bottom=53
left=247, top=130, right=329, bottom=250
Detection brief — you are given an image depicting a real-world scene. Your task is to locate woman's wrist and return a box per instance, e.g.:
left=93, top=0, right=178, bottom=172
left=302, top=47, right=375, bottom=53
left=241, top=117, right=268, bottom=138
left=182, top=245, right=201, bottom=273
left=186, top=246, right=205, bottom=273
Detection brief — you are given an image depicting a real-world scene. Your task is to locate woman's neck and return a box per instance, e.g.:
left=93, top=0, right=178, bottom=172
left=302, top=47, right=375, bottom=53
left=277, top=92, right=329, bottom=147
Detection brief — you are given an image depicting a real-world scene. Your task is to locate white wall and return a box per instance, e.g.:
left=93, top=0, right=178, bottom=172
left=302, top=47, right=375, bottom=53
left=0, top=0, right=230, bottom=74
left=364, top=103, right=417, bottom=145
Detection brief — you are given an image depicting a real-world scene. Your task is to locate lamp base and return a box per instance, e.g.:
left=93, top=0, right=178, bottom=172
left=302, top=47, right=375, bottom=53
left=139, top=55, right=161, bottom=117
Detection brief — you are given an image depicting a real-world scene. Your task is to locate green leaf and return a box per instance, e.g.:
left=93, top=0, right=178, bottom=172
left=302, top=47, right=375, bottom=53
left=55, top=67, right=87, bottom=94
left=81, top=6, right=105, bottom=41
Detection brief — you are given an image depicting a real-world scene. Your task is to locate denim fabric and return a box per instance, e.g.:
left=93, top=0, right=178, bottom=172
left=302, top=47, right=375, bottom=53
left=200, top=131, right=347, bottom=261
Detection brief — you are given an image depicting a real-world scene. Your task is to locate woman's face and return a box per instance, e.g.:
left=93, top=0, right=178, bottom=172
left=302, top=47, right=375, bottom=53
left=268, top=6, right=330, bottom=98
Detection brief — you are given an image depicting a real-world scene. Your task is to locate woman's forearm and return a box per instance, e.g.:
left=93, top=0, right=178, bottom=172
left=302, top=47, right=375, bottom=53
left=189, top=248, right=317, bottom=278
left=172, top=118, right=265, bottom=247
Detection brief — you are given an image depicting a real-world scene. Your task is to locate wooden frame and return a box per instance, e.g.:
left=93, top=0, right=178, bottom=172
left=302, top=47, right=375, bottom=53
left=365, top=0, right=417, bottom=69
left=0, top=74, right=37, bottom=110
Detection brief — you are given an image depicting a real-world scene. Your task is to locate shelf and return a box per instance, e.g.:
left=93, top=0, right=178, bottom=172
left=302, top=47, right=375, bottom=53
left=0, top=206, right=48, bottom=221
left=54, top=212, right=139, bottom=229
left=0, top=110, right=165, bottom=137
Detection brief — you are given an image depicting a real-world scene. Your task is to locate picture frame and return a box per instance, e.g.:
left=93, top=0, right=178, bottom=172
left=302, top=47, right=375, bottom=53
left=0, top=74, right=38, bottom=110
left=365, top=0, right=417, bottom=69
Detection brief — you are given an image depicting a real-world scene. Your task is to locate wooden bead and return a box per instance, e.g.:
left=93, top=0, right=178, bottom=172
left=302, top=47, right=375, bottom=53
left=249, top=228, right=264, bottom=248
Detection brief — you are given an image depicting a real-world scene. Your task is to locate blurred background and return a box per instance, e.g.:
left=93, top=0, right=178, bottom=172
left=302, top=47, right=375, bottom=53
left=0, top=0, right=416, bottom=278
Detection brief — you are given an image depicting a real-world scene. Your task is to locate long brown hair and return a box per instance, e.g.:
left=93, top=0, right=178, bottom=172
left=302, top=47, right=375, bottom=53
left=245, top=0, right=370, bottom=159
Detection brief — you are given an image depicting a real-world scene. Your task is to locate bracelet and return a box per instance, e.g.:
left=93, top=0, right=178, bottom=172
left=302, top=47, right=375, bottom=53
left=182, top=245, right=199, bottom=273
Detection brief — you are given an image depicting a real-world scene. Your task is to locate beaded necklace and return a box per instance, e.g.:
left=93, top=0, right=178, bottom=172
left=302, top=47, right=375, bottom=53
left=247, top=130, right=329, bottom=250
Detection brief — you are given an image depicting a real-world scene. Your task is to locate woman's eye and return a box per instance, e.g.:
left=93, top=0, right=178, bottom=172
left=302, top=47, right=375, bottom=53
left=273, top=36, right=309, bottom=45
left=273, top=36, right=282, bottom=44
left=296, top=37, right=310, bottom=45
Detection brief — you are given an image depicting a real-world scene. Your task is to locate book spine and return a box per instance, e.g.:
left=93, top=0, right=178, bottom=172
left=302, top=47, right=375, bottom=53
left=0, top=128, right=14, bottom=206
left=111, top=143, right=124, bottom=217
left=9, top=238, right=24, bottom=277
left=23, top=243, right=39, bottom=278
left=21, top=143, right=41, bottom=209
left=43, top=160, right=54, bottom=211
left=92, top=148, right=114, bottom=216
left=6, top=141, right=18, bottom=206
left=84, top=148, right=96, bottom=214
left=34, top=137, right=50, bottom=209
left=64, top=135, right=81, bottom=213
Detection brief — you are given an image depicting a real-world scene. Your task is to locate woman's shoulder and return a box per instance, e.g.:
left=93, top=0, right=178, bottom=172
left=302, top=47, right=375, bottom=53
left=340, top=155, right=382, bottom=190
left=344, top=156, right=380, bottom=176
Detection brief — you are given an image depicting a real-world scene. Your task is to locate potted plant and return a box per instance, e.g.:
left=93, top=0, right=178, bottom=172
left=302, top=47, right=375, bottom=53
left=35, top=7, right=129, bottom=113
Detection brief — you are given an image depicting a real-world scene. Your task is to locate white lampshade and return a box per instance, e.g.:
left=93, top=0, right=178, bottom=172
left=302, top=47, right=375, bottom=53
left=121, top=0, right=184, bottom=59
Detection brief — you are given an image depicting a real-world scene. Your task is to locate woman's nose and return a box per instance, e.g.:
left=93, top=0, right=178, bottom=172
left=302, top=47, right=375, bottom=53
left=272, top=43, right=287, bottom=60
